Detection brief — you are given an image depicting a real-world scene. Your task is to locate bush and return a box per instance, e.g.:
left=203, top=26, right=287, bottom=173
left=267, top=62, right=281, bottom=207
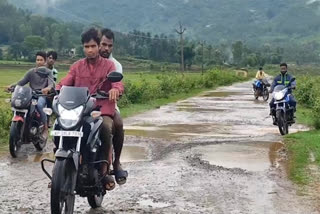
left=296, top=75, right=320, bottom=129
left=0, top=103, right=12, bottom=144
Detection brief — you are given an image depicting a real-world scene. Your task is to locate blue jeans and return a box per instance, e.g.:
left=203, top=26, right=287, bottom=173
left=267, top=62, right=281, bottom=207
left=37, top=96, right=47, bottom=125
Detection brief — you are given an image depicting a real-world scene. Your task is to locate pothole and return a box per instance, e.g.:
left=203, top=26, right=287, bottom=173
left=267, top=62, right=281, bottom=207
left=121, top=145, right=149, bottom=162
left=191, top=141, right=284, bottom=172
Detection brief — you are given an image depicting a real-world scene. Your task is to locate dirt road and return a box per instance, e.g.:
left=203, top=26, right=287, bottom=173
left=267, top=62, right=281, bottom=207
left=0, top=81, right=317, bottom=214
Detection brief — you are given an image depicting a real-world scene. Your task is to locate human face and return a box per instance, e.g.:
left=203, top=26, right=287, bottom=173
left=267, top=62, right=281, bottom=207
left=36, top=55, right=46, bottom=67
left=83, top=39, right=99, bottom=59
left=99, top=36, right=113, bottom=58
left=280, top=65, right=287, bottom=75
left=47, top=55, right=56, bottom=67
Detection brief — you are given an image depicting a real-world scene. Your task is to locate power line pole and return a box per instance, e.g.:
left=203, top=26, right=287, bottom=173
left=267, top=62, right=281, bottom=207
left=176, top=22, right=186, bottom=72
left=200, top=40, right=204, bottom=74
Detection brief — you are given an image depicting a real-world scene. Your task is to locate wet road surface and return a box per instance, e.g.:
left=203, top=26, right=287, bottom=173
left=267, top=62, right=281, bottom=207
left=0, top=81, right=317, bottom=214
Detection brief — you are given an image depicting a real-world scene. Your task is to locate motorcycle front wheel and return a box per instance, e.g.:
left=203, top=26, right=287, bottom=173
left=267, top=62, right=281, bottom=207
left=262, top=88, right=269, bottom=101
left=9, top=121, right=22, bottom=158
left=276, top=110, right=288, bottom=135
left=51, top=159, right=75, bottom=214
left=254, top=89, right=259, bottom=100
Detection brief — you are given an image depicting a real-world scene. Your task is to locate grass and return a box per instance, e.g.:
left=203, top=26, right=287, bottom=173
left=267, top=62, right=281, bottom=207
left=285, top=105, right=320, bottom=185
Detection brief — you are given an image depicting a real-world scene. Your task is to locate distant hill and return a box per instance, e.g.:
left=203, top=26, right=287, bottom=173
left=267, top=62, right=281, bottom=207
left=8, top=0, right=320, bottom=44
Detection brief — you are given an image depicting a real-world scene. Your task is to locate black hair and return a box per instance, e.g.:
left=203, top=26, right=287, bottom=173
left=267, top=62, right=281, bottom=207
left=280, top=62, right=287, bottom=68
left=36, top=51, right=47, bottom=61
left=101, top=28, right=115, bottom=41
left=81, top=28, right=100, bottom=45
left=47, top=51, right=58, bottom=60
left=259, top=67, right=263, bottom=70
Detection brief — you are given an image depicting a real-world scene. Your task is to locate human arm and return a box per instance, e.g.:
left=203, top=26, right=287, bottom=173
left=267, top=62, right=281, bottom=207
left=16, top=70, right=31, bottom=87
left=269, top=79, right=277, bottom=93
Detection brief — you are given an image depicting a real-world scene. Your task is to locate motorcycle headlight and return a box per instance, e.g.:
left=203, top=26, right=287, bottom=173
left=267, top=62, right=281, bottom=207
left=58, top=104, right=83, bottom=128
left=274, top=91, right=285, bottom=101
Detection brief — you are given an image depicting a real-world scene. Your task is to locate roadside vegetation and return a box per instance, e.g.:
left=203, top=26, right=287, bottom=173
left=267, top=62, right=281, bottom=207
left=285, top=75, right=320, bottom=185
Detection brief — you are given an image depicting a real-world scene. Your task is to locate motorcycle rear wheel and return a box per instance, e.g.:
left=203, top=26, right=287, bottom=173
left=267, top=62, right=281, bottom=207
left=34, top=137, right=47, bottom=151
left=51, top=159, right=75, bottom=214
left=87, top=194, right=104, bottom=208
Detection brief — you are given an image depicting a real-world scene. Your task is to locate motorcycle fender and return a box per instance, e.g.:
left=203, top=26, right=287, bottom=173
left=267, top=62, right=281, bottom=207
left=55, top=149, right=80, bottom=171
left=86, top=117, right=103, bottom=147
left=12, top=115, right=24, bottom=122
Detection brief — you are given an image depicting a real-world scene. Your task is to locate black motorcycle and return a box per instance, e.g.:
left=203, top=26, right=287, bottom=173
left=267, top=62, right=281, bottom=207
left=41, top=72, right=123, bottom=214
left=252, top=79, right=270, bottom=101
left=271, top=78, right=296, bottom=135
left=8, top=85, right=54, bottom=158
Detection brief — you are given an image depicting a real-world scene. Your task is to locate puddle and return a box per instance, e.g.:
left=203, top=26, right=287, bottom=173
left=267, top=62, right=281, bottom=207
left=125, top=123, right=229, bottom=139
left=121, top=145, right=149, bottom=162
left=26, top=146, right=149, bottom=163
left=193, top=142, right=284, bottom=172
left=177, top=107, right=226, bottom=112
left=201, top=91, right=241, bottom=97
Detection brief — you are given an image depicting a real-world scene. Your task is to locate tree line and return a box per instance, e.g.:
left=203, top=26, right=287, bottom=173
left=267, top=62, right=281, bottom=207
left=1, top=0, right=320, bottom=68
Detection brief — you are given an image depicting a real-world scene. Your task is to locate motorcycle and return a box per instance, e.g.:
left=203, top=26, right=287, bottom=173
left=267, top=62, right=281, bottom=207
left=41, top=72, right=123, bottom=214
left=252, top=79, right=270, bottom=101
left=271, top=78, right=296, bottom=135
left=7, top=85, right=55, bottom=158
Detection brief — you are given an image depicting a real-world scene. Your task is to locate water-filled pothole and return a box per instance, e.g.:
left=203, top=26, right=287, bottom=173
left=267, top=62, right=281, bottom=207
left=121, top=145, right=149, bottom=162
left=192, top=142, right=284, bottom=172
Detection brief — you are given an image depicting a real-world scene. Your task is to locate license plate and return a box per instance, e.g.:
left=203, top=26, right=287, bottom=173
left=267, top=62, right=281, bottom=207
left=51, top=130, right=83, bottom=137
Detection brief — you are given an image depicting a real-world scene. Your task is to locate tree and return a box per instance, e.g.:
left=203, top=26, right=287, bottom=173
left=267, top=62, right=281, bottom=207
left=23, top=35, right=46, bottom=60
left=232, top=41, right=243, bottom=65
left=183, top=46, right=195, bottom=69
left=8, top=42, right=24, bottom=60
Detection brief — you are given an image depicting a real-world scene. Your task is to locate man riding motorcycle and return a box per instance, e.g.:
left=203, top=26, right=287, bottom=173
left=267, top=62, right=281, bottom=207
left=56, top=28, right=124, bottom=191
left=255, top=67, right=266, bottom=80
left=8, top=51, right=53, bottom=140
left=269, top=63, right=297, bottom=124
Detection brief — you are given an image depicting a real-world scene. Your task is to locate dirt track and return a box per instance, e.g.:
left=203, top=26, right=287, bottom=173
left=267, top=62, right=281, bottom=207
left=0, top=80, right=318, bottom=214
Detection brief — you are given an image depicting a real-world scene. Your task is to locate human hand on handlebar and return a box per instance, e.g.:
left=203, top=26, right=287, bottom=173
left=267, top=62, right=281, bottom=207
left=5, top=85, right=14, bottom=93
left=41, top=87, right=51, bottom=95
left=108, top=88, right=120, bottom=102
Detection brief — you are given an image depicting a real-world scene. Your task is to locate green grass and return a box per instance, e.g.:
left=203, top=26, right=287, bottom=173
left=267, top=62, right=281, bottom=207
left=285, top=105, right=320, bottom=185
left=296, top=105, right=314, bottom=127
left=285, top=130, right=320, bottom=185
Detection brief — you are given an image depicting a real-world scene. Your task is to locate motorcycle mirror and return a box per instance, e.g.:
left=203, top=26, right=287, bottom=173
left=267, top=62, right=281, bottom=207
left=107, top=72, right=123, bottom=82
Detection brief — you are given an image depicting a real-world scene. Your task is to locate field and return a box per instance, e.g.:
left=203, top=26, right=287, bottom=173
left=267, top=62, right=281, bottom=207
left=0, top=62, right=251, bottom=144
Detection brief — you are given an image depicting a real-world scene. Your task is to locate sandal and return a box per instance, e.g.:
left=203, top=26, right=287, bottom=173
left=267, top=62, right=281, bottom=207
left=113, top=168, right=128, bottom=185
left=102, top=175, right=116, bottom=191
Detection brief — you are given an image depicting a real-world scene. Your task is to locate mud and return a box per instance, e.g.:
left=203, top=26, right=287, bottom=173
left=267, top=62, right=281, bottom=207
left=0, top=80, right=318, bottom=214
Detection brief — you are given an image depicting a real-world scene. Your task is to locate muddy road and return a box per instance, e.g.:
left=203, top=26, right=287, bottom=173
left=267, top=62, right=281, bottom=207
left=0, top=81, right=317, bottom=214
